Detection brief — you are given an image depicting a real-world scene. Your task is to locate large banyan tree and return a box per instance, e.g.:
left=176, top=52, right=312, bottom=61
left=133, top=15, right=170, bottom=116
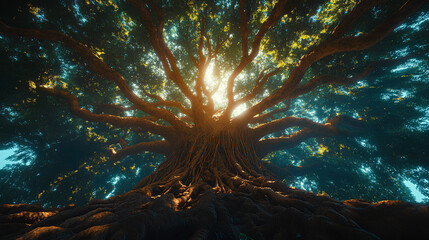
left=1, top=0, right=429, bottom=239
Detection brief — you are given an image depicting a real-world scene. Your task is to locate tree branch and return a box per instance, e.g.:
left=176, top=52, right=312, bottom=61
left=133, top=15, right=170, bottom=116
left=127, top=0, right=214, bottom=126
left=209, top=73, right=222, bottom=97
left=195, top=17, right=219, bottom=115
left=37, top=86, right=174, bottom=139
left=92, top=103, right=138, bottom=115
left=223, top=0, right=297, bottom=120
left=0, top=21, right=188, bottom=129
left=261, top=160, right=321, bottom=179
left=213, top=35, right=230, bottom=58
left=235, top=67, right=283, bottom=106
left=184, top=31, right=228, bottom=116
left=141, top=85, right=164, bottom=102
left=203, top=36, right=229, bottom=114
left=109, top=140, right=170, bottom=160
left=184, top=24, right=228, bottom=116
left=94, top=103, right=159, bottom=122
left=239, top=0, right=250, bottom=57
left=199, top=62, right=217, bottom=115
left=203, top=32, right=213, bottom=57
left=235, top=0, right=425, bottom=124
left=250, top=100, right=291, bottom=124
left=290, top=52, right=424, bottom=98
left=107, top=137, right=129, bottom=148
left=253, top=115, right=352, bottom=140
left=197, top=17, right=207, bottom=65
left=330, top=0, right=387, bottom=40
left=195, top=17, right=209, bottom=109
left=154, top=100, right=193, bottom=118
left=256, top=115, right=364, bottom=155
left=141, top=85, right=193, bottom=117
left=126, top=0, right=196, bottom=103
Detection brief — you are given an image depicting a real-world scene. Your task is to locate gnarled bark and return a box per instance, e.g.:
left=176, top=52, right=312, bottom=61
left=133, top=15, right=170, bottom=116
left=2, top=133, right=428, bottom=239
left=1, top=0, right=427, bottom=239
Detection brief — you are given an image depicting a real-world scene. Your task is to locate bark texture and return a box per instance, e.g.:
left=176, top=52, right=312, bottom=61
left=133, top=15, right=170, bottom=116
left=2, top=129, right=429, bottom=240
left=2, top=173, right=429, bottom=240
left=1, top=0, right=428, bottom=239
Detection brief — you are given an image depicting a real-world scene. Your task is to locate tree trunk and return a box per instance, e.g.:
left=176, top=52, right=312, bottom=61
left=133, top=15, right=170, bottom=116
left=2, top=132, right=429, bottom=240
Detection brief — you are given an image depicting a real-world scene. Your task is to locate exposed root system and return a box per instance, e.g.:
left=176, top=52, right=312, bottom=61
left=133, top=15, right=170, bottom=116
left=2, top=182, right=429, bottom=240
left=2, top=132, right=429, bottom=240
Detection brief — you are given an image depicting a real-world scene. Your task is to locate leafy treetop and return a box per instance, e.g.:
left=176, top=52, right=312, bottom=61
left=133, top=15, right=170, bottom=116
left=0, top=0, right=428, bottom=207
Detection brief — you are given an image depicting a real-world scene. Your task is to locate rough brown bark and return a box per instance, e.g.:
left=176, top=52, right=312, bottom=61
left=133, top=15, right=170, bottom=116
left=2, top=133, right=428, bottom=240
left=235, top=0, right=426, bottom=125
left=0, top=22, right=187, bottom=130
left=1, top=1, right=427, bottom=239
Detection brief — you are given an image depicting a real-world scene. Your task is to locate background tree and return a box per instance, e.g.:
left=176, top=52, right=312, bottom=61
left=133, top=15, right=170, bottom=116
left=0, top=0, right=428, bottom=239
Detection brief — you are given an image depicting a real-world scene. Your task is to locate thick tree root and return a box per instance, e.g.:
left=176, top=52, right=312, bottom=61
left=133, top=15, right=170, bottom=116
left=2, top=180, right=428, bottom=240
left=2, top=132, right=428, bottom=239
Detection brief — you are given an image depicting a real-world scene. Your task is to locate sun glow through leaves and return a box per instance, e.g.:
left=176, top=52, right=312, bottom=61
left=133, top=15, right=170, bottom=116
left=204, top=63, right=249, bottom=117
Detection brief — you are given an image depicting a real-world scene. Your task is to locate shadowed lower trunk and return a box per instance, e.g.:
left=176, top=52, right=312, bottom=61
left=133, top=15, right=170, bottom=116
left=133, top=129, right=266, bottom=192
left=1, top=131, right=429, bottom=240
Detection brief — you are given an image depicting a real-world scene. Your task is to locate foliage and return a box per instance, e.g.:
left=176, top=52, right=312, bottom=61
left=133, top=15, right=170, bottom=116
left=0, top=0, right=428, bottom=207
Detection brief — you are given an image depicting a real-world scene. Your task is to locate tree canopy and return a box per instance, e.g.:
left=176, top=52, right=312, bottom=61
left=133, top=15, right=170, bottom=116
left=0, top=0, right=428, bottom=209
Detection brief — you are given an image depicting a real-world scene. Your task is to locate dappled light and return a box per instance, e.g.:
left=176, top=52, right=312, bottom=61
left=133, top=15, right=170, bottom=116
left=203, top=62, right=226, bottom=108
left=0, top=0, right=428, bottom=239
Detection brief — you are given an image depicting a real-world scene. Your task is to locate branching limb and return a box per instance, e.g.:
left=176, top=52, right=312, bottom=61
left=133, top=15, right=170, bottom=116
left=201, top=82, right=216, bottom=116
left=0, top=21, right=188, bottom=129
left=212, top=35, right=230, bottom=59
left=94, top=103, right=159, bottom=122
left=203, top=33, right=213, bottom=57
left=198, top=60, right=217, bottom=115
left=194, top=17, right=219, bottom=115
left=262, top=160, right=321, bottom=179
left=141, top=85, right=193, bottom=117
left=235, top=67, right=283, bottom=106
left=252, top=116, right=344, bottom=140
left=92, top=103, right=137, bottom=114
left=140, top=116, right=160, bottom=122
left=202, top=37, right=230, bottom=114
left=250, top=100, right=291, bottom=124
left=330, top=0, right=387, bottom=40
left=239, top=0, right=250, bottom=57
left=141, top=85, right=164, bottom=102
left=184, top=30, right=228, bottom=115
left=236, top=0, right=425, bottom=124
left=109, top=140, right=170, bottom=160
left=256, top=115, right=364, bottom=156
left=195, top=17, right=209, bottom=108
left=223, top=0, right=297, bottom=120
left=183, top=33, right=199, bottom=67
left=126, top=0, right=196, bottom=103
left=107, top=137, right=129, bottom=148
left=209, top=73, right=222, bottom=98
left=179, top=116, right=195, bottom=124
left=197, top=17, right=207, bottom=65
left=37, top=86, right=175, bottom=139
left=183, top=23, right=227, bottom=115
left=154, top=100, right=193, bottom=118
left=128, top=0, right=209, bottom=125
left=290, top=52, right=424, bottom=98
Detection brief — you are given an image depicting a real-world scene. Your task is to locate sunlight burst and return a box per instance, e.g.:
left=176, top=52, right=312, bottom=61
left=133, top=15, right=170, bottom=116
left=204, top=63, right=226, bottom=109
left=204, top=63, right=248, bottom=117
